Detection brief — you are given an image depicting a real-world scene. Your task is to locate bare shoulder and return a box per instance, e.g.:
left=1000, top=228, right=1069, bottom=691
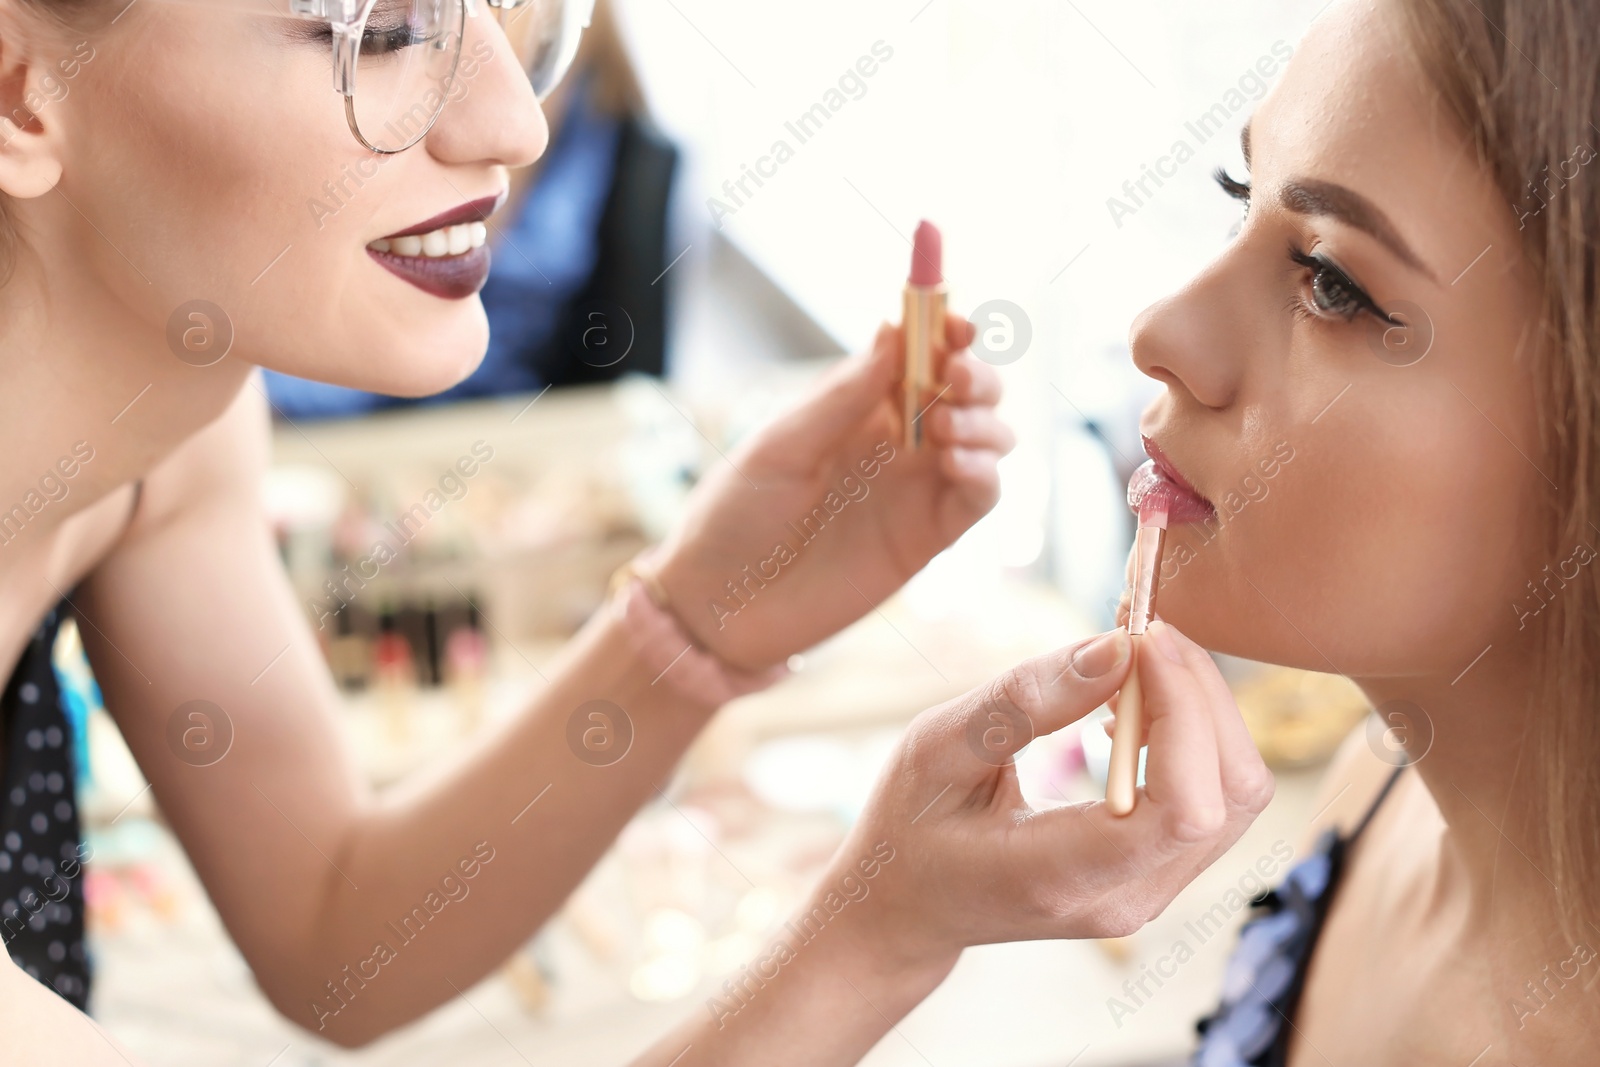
left=1295, top=717, right=1405, bottom=854
left=123, top=374, right=272, bottom=540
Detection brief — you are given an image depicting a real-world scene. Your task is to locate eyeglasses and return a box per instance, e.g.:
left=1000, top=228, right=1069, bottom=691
left=284, top=0, right=595, bottom=153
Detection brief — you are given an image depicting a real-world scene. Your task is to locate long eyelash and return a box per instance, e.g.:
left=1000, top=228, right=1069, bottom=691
left=1213, top=166, right=1251, bottom=203
left=1214, top=166, right=1250, bottom=237
left=1286, top=241, right=1399, bottom=325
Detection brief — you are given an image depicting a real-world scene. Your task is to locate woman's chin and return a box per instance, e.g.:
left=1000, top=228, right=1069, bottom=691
left=269, top=335, right=488, bottom=398
left=1153, top=580, right=1272, bottom=664
left=384, top=352, right=487, bottom=398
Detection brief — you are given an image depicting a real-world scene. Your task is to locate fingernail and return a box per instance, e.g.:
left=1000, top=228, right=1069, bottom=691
left=1146, top=619, right=1183, bottom=663
left=1071, top=629, right=1131, bottom=678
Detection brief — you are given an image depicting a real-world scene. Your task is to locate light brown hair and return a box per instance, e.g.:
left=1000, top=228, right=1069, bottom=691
left=1397, top=0, right=1600, bottom=940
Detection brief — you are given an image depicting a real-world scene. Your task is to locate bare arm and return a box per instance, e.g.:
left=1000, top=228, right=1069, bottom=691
left=0, top=952, right=144, bottom=1064
left=75, top=383, right=727, bottom=1046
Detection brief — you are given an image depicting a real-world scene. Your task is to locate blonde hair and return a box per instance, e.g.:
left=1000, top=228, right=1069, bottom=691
left=1396, top=0, right=1600, bottom=940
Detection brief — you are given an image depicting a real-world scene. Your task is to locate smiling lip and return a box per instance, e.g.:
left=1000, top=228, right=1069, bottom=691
left=1128, top=435, right=1217, bottom=524
left=368, top=191, right=506, bottom=301
left=381, top=192, right=506, bottom=240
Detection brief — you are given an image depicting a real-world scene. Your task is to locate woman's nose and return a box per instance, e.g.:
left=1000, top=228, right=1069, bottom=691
left=424, top=15, right=548, bottom=170
left=1128, top=254, right=1253, bottom=411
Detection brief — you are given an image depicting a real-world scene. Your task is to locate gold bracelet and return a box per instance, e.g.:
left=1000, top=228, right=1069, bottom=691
left=607, top=552, right=788, bottom=705
left=607, top=553, right=672, bottom=610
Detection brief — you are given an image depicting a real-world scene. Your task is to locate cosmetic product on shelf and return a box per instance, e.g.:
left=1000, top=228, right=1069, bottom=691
left=445, top=596, right=489, bottom=734
left=423, top=598, right=442, bottom=688
left=373, top=607, right=415, bottom=742
left=327, top=605, right=371, bottom=691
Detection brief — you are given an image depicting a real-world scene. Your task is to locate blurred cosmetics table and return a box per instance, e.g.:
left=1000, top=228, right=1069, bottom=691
left=72, top=382, right=1359, bottom=1066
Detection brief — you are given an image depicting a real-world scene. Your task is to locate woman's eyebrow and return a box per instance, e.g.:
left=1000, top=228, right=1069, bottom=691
left=1280, top=179, right=1441, bottom=284
left=1241, top=120, right=1441, bottom=285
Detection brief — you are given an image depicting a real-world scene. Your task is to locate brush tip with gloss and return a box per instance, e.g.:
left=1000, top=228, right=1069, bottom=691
left=1138, top=486, right=1172, bottom=529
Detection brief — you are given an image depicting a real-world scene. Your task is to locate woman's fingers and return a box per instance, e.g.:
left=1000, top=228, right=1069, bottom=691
left=943, top=351, right=1002, bottom=407
left=938, top=630, right=1133, bottom=778
left=924, top=403, right=1016, bottom=453
left=945, top=311, right=977, bottom=351
left=936, top=445, right=1002, bottom=486
left=1125, top=621, right=1226, bottom=847
left=754, top=322, right=900, bottom=459
left=1163, top=624, right=1275, bottom=815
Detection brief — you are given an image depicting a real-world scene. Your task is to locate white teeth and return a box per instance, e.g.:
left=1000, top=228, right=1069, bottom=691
left=371, top=220, right=490, bottom=258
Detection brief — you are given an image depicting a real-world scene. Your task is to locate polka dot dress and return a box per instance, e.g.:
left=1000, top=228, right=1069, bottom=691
left=0, top=603, right=90, bottom=1009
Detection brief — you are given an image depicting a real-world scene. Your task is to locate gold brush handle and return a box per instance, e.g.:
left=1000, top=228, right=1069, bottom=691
left=1105, top=636, right=1143, bottom=816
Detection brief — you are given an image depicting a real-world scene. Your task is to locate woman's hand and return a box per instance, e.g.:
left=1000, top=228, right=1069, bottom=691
left=652, top=313, right=1012, bottom=670
left=642, top=620, right=1273, bottom=1066
left=834, top=619, right=1272, bottom=965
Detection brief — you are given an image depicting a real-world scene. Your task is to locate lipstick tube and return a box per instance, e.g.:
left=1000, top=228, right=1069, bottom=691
left=903, top=220, right=946, bottom=450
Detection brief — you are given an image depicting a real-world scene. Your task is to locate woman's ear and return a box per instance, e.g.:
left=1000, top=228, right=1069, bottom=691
left=0, top=13, right=67, bottom=200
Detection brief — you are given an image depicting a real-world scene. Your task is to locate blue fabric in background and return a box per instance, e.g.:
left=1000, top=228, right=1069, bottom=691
left=263, top=75, right=623, bottom=418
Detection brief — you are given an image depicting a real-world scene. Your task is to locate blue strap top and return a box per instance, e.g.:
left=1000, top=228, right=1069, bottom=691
left=1191, top=762, right=1409, bottom=1067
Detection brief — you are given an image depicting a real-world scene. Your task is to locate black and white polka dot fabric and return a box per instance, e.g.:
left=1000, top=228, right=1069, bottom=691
left=0, top=603, right=90, bottom=1009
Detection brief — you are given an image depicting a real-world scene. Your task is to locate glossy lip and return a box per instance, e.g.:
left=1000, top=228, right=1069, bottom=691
left=1129, top=434, right=1217, bottom=524
left=1141, top=435, right=1206, bottom=498
left=379, top=191, right=507, bottom=241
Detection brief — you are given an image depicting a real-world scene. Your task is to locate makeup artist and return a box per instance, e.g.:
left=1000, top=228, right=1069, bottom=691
left=0, top=0, right=1270, bottom=1061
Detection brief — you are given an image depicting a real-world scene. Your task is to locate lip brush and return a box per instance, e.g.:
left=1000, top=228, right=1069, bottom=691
left=1106, top=486, right=1171, bottom=816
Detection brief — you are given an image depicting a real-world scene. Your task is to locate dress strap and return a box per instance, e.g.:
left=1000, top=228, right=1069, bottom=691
left=1348, top=761, right=1408, bottom=845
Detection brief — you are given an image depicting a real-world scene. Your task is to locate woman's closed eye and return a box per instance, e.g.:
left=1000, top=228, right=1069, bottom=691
left=289, top=3, right=441, bottom=58
left=1213, top=166, right=1400, bottom=328
left=361, top=5, right=438, bottom=57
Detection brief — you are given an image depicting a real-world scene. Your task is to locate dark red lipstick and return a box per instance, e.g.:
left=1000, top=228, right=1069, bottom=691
left=367, top=191, right=507, bottom=301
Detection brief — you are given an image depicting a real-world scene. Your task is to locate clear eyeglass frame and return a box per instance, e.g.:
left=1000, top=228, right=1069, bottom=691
left=287, top=0, right=595, bottom=154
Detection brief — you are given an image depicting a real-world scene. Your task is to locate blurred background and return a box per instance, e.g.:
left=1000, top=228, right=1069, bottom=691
left=57, top=0, right=1379, bottom=1063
